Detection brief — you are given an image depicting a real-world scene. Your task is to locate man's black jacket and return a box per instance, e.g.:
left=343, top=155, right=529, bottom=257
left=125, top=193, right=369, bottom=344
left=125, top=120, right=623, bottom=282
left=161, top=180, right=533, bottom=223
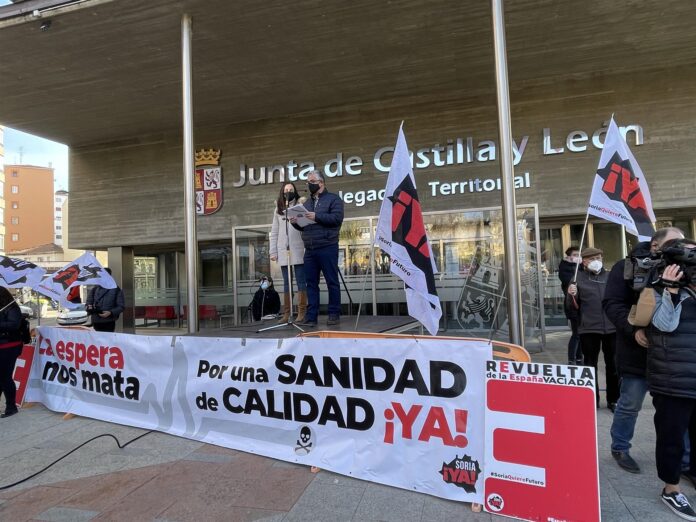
left=602, top=242, right=651, bottom=376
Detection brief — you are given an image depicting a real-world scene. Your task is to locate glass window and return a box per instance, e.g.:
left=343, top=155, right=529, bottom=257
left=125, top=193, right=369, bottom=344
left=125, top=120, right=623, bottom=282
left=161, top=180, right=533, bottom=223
left=11, top=217, right=18, bottom=225
left=11, top=233, right=18, bottom=241
left=11, top=202, right=18, bottom=209
left=55, top=235, right=62, bottom=239
left=592, top=223, right=624, bottom=269
left=0, top=235, right=4, bottom=250
left=11, top=185, right=18, bottom=194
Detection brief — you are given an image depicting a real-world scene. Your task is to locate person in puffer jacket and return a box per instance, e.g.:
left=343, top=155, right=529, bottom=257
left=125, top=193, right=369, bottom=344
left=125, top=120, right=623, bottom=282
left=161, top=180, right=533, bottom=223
left=647, top=238, right=696, bottom=521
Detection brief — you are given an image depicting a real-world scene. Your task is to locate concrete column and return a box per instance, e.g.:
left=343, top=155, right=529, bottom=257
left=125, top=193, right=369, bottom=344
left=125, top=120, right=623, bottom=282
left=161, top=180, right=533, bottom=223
left=108, top=246, right=135, bottom=333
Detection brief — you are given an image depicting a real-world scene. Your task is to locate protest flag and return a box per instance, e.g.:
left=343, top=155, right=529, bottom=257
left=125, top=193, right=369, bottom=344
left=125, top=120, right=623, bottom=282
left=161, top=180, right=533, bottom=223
left=0, top=255, right=46, bottom=289
left=34, top=252, right=116, bottom=309
left=587, top=117, right=656, bottom=240
left=375, top=124, right=442, bottom=335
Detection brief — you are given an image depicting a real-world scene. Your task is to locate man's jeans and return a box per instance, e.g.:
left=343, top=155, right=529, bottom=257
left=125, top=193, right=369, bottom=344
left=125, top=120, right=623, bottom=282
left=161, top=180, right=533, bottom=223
left=610, top=374, right=649, bottom=453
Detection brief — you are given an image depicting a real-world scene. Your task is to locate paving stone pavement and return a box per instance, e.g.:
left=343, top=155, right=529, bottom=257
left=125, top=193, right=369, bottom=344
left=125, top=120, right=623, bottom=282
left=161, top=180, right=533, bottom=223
left=0, top=330, right=687, bottom=521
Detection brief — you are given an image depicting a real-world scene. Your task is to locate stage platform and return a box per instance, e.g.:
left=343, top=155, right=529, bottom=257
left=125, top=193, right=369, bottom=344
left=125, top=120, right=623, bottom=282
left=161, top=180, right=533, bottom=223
left=192, top=315, right=422, bottom=338
left=132, top=315, right=544, bottom=352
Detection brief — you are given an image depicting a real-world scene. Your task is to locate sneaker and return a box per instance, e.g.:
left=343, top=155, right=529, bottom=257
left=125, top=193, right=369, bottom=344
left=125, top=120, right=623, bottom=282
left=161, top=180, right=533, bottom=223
left=326, top=315, right=340, bottom=326
left=1, top=409, right=18, bottom=419
left=298, top=319, right=317, bottom=327
left=611, top=451, right=640, bottom=474
left=608, top=402, right=617, bottom=413
left=661, top=489, right=696, bottom=521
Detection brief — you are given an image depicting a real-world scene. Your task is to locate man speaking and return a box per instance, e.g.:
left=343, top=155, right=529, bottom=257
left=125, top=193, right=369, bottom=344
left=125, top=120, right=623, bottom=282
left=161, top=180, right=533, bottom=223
left=291, top=170, right=344, bottom=327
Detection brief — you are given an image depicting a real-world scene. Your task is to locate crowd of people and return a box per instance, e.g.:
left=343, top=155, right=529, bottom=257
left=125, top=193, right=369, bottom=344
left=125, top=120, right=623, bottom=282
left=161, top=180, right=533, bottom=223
left=560, top=227, right=696, bottom=521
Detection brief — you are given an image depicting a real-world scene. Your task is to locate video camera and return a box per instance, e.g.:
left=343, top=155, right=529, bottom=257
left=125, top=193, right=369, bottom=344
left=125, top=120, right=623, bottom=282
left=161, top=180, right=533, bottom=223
left=624, top=251, right=665, bottom=291
left=660, top=241, right=696, bottom=287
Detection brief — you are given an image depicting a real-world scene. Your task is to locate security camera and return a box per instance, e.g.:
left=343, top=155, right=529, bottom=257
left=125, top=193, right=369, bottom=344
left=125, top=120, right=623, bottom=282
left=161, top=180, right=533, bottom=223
left=39, top=20, right=51, bottom=31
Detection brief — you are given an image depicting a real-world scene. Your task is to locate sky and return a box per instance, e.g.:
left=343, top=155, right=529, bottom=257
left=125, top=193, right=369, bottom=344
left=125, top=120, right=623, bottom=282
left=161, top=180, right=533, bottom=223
left=3, top=127, right=69, bottom=191
left=1, top=2, right=69, bottom=190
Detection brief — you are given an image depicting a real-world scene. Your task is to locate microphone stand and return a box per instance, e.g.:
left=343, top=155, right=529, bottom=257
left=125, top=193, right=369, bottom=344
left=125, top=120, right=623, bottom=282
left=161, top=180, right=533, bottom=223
left=257, top=194, right=304, bottom=334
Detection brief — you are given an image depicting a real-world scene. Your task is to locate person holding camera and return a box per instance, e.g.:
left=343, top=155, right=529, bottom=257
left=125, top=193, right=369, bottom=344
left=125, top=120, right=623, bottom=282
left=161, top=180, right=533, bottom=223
left=567, top=246, right=619, bottom=410
left=647, top=237, right=696, bottom=520
left=603, top=227, right=684, bottom=474
left=86, top=267, right=125, bottom=332
left=270, top=182, right=307, bottom=323
left=0, top=287, right=23, bottom=418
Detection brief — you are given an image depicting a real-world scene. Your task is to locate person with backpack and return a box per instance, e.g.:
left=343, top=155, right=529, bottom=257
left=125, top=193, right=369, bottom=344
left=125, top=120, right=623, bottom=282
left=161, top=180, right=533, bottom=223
left=0, top=286, right=24, bottom=418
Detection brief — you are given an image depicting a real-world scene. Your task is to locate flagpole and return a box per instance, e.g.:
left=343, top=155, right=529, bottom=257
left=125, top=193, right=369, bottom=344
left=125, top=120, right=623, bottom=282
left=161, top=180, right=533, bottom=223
left=573, top=210, right=591, bottom=282
left=491, top=0, right=525, bottom=346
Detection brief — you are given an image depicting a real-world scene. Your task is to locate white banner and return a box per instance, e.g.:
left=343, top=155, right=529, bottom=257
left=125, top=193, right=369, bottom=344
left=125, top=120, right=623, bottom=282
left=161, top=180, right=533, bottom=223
left=27, top=328, right=491, bottom=503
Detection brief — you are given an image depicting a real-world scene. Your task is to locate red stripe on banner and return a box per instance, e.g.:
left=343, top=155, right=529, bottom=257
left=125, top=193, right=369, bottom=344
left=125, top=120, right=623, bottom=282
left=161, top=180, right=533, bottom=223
left=13, top=344, right=35, bottom=406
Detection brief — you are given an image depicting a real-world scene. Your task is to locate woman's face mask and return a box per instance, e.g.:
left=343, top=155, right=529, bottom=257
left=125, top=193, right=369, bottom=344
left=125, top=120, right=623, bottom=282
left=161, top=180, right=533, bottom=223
left=260, top=280, right=270, bottom=290
left=587, top=259, right=603, bottom=273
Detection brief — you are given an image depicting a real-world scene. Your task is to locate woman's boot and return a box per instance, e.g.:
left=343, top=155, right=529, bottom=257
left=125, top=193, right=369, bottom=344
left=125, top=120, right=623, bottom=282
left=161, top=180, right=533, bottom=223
left=278, top=293, right=291, bottom=323
left=295, top=291, right=307, bottom=323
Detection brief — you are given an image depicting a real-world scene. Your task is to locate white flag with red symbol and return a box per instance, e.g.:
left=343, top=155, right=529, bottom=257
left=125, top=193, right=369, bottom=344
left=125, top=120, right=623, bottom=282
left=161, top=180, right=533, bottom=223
left=588, top=117, right=656, bottom=240
left=0, top=255, right=46, bottom=289
left=375, top=124, right=442, bottom=335
left=33, top=253, right=116, bottom=309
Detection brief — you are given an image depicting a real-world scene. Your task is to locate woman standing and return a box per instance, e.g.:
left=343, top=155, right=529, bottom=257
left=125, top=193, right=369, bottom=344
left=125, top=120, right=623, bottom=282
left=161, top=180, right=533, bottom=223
left=270, top=182, right=307, bottom=323
left=0, top=287, right=23, bottom=418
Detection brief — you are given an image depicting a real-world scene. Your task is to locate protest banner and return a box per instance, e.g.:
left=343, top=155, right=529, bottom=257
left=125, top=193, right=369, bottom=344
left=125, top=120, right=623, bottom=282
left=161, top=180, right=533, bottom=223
left=26, top=327, right=491, bottom=503
left=13, top=344, right=35, bottom=406
left=483, top=360, right=600, bottom=522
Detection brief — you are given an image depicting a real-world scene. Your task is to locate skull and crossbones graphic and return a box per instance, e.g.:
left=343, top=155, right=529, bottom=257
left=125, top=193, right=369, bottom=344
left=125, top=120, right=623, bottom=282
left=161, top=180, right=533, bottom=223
left=294, top=426, right=313, bottom=455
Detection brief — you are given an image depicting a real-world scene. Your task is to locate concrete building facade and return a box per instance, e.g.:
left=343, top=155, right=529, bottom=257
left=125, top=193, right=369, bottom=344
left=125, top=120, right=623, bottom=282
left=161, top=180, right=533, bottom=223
left=2, top=1, right=696, bottom=338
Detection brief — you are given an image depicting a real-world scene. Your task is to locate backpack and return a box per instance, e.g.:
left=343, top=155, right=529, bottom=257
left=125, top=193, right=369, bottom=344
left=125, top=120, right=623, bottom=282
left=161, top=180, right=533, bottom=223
left=20, top=317, right=32, bottom=344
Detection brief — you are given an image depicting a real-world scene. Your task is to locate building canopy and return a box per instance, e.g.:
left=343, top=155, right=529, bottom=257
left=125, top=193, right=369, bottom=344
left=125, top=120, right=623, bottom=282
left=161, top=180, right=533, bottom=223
left=1, top=0, right=696, bottom=147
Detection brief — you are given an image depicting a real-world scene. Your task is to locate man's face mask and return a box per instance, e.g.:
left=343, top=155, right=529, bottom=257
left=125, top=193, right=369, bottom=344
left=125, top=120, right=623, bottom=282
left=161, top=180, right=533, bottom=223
left=587, top=259, right=603, bottom=273
left=308, top=181, right=321, bottom=194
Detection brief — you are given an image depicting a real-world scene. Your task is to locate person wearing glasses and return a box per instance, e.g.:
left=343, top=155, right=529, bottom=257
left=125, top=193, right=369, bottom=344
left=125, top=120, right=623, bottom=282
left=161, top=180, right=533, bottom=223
left=290, top=170, right=344, bottom=327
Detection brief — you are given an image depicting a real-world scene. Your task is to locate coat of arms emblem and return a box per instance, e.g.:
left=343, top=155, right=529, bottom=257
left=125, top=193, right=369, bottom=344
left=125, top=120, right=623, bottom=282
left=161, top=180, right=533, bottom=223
left=194, top=148, right=223, bottom=215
